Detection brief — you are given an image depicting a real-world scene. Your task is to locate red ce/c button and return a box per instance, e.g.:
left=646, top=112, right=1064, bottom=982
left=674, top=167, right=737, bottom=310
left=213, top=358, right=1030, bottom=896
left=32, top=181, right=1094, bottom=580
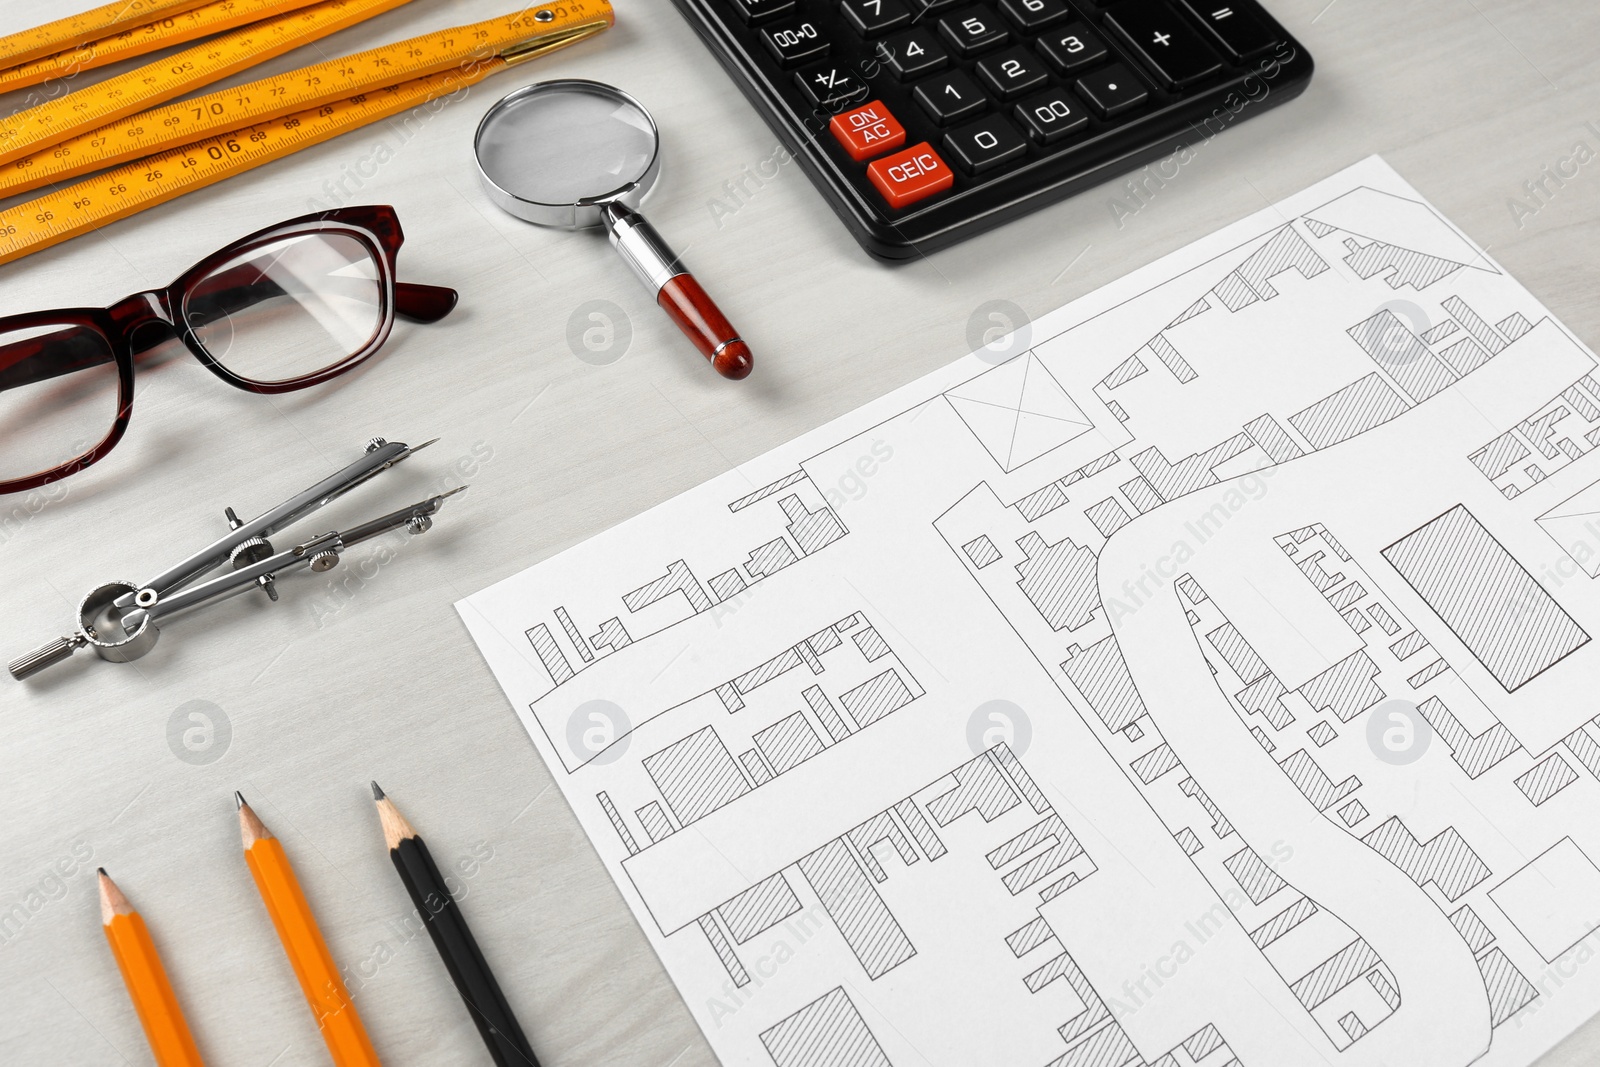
left=866, top=142, right=954, bottom=209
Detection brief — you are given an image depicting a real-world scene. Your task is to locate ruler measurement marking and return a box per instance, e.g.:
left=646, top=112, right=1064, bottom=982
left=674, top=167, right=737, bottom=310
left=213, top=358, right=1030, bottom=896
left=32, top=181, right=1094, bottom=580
left=0, top=67, right=491, bottom=265
left=0, top=3, right=609, bottom=196
left=0, top=0, right=329, bottom=94
left=0, top=0, right=410, bottom=164
left=0, top=0, right=216, bottom=68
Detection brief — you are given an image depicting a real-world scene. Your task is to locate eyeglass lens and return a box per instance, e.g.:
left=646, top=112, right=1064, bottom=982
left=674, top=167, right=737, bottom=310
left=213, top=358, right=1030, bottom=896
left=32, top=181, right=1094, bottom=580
left=184, top=232, right=384, bottom=385
left=0, top=323, right=118, bottom=485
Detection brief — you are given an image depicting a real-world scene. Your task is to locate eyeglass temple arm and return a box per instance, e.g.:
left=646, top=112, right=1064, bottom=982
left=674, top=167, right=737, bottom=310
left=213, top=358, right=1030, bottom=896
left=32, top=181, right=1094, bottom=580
left=393, top=282, right=457, bottom=323
left=0, top=278, right=458, bottom=392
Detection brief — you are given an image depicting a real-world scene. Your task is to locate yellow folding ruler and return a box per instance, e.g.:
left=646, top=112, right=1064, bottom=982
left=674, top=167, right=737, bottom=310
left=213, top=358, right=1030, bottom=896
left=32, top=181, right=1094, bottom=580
left=0, top=0, right=334, bottom=96
left=0, top=0, right=219, bottom=69
left=0, top=0, right=421, bottom=165
left=0, top=0, right=613, bottom=267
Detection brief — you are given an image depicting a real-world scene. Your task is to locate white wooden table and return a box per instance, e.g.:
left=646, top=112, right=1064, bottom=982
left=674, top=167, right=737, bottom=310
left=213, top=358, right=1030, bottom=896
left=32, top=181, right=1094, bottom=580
left=2, top=0, right=1597, bottom=1063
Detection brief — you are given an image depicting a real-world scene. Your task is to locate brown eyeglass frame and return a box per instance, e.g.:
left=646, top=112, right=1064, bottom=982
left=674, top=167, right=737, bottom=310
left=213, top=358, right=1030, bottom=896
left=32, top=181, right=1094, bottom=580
left=0, top=205, right=457, bottom=495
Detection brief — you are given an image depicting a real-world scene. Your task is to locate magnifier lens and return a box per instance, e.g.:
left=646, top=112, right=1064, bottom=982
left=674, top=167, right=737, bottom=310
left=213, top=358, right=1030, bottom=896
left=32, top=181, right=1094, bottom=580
left=476, top=84, right=656, bottom=207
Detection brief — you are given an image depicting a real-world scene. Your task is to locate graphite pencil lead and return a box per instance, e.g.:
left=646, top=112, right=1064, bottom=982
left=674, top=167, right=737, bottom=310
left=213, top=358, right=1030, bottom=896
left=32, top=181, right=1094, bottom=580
left=98, top=869, right=132, bottom=923
left=370, top=780, right=385, bottom=801
left=234, top=789, right=245, bottom=809
left=97, top=866, right=106, bottom=877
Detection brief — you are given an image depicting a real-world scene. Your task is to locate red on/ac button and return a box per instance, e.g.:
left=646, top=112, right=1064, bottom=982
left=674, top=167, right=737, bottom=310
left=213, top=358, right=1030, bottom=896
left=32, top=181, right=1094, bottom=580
left=829, top=100, right=905, bottom=161
left=867, top=142, right=954, bottom=209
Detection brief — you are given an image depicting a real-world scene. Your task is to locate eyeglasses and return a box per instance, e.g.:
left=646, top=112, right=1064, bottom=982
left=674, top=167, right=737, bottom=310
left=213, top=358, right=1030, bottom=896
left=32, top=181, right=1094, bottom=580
left=0, top=205, right=456, bottom=495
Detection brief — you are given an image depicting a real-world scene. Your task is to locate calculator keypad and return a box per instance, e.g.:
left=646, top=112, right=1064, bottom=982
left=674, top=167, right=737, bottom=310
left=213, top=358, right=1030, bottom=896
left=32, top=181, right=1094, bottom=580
left=683, top=0, right=1303, bottom=248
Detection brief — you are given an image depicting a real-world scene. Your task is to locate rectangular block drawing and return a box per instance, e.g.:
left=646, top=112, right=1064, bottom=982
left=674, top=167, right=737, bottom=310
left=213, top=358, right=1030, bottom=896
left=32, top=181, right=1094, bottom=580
left=1382, top=504, right=1590, bottom=691
left=760, top=986, right=892, bottom=1067
left=797, top=839, right=916, bottom=980
left=641, top=726, right=752, bottom=826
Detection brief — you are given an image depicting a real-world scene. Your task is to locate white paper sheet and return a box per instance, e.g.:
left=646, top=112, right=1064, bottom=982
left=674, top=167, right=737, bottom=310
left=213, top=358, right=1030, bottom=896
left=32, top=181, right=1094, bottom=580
left=458, top=156, right=1600, bottom=1067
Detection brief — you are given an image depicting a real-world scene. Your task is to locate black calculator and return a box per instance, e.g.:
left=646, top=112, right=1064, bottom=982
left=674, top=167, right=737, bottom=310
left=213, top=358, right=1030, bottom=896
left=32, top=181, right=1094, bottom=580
left=670, top=0, right=1314, bottom=259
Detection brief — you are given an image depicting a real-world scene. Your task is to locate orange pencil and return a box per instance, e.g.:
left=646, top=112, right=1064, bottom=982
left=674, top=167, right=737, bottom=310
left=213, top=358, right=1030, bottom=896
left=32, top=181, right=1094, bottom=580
left=236, top=792, right=382, bottom=1067
left=97, top=869, right=206, bottom=1067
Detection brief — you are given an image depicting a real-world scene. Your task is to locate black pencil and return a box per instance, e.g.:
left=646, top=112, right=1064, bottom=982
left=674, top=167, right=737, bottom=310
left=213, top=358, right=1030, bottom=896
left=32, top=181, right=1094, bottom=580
left=370, top=782, right=539, bottom=1067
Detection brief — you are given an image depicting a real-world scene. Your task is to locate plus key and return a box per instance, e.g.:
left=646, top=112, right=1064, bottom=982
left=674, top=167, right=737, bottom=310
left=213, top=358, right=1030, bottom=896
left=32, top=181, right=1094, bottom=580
left=1103, top=0, right=1221, bottom=88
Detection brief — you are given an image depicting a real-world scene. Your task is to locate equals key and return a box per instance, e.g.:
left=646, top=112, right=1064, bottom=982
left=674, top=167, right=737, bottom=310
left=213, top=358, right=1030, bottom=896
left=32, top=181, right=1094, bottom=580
left=1177, top=0, right=1280, bottom=60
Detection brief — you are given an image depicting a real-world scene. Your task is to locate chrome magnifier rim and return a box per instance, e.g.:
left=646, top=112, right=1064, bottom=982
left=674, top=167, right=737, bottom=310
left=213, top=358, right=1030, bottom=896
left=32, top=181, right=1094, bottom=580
left=473, top=78, right=663, bottom=231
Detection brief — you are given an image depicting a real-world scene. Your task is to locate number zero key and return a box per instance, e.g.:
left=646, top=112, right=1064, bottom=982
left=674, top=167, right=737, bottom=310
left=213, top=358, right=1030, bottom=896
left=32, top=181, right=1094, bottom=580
left=944, top=114, right=1026, bottom=174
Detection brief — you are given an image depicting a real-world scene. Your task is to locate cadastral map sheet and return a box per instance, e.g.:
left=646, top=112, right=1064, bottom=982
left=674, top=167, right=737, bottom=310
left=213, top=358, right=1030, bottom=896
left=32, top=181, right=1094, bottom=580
left=459, top=157, right=1600, bottom=1067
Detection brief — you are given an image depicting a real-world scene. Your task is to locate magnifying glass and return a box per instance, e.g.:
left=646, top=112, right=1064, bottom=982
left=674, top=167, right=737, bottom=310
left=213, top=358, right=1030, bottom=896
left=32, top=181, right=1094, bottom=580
left=474, top=79, right=753, bottom=380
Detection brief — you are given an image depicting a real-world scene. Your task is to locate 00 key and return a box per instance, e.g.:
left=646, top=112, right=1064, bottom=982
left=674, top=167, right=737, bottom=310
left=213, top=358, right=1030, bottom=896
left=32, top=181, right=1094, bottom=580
left=1014, top=88, right=1087, bottom=144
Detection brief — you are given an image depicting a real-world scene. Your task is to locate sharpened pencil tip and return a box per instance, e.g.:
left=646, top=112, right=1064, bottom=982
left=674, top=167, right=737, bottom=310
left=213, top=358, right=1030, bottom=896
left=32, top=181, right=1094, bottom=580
left=374, top=785, right=416, bottom=849
left=97, top=867, right=106, bottom=878
left=234, top=790, right=246, bottom=809
left=98, top=869, right=129, bottom=923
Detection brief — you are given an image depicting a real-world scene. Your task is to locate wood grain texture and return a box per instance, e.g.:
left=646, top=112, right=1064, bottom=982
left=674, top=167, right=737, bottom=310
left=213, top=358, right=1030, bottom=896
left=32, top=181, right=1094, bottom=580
left=0, top=0, right=1596, bottom=1064
left=657, top=272, right=754, bottom=379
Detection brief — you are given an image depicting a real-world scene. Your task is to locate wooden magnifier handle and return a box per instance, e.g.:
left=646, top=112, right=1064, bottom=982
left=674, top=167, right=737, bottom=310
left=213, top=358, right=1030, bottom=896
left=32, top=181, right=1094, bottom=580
left=657, top=273, right=753, bottom=380
left=604, top=202, right=753, bottom=380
